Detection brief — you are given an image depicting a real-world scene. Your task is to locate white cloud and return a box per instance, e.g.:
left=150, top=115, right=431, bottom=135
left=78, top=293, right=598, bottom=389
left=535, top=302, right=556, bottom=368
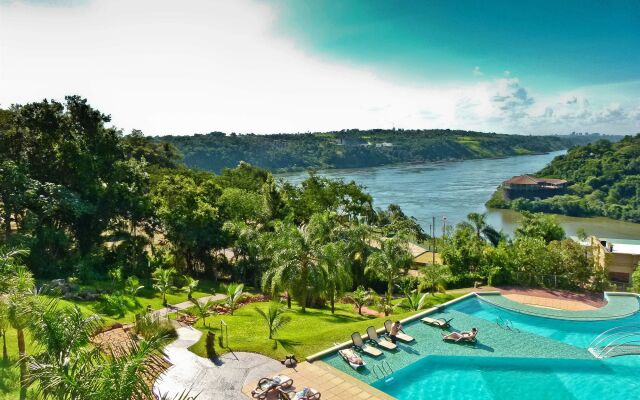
left=0, top=0, right=638, bottom=135
left=472, top=66, right=483, bottom=77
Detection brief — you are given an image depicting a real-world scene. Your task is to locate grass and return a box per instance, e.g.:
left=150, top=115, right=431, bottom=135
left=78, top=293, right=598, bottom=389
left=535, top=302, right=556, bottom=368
left=189, top=293, right=462, bottom=361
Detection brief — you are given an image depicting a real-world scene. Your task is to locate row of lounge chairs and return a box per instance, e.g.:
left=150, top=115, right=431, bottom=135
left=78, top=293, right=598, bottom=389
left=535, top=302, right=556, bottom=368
left=251, top=374, right=320, bottom=400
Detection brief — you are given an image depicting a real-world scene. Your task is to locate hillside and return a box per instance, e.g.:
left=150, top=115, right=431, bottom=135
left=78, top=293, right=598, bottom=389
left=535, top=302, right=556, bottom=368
left=487, top=134, right=640, bottom=223
left=157, top=130, right=609, bottom=173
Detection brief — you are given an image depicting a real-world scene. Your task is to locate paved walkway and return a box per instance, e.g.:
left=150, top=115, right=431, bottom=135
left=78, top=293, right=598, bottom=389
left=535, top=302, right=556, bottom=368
left=152, top=294, right=226, bottom=318
left=153, top=326, right=282, bottom=400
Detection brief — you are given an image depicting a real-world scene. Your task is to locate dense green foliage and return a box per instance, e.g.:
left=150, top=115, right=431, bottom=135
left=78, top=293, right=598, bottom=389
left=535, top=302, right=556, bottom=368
left=441, top=212, right=608, bottom=290
left=158, top=129, right=606, bottom=173
left=488, top=134, right=640, bottom=222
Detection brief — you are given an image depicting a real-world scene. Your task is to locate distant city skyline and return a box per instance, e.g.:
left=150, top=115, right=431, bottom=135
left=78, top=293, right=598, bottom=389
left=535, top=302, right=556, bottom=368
left=1, top=0, right=639, bottom=135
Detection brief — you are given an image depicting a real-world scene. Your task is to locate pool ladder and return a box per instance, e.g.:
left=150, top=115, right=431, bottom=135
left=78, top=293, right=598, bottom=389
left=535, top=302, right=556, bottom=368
left=371, top=361, right=393, bottom=380
left=589, top=325, right=640, bottom=359
left=496, top=316, right=520, bottom=333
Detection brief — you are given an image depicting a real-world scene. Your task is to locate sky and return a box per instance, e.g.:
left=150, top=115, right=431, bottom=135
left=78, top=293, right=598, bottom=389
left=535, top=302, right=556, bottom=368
left=0, top=0, right=639, bottom=136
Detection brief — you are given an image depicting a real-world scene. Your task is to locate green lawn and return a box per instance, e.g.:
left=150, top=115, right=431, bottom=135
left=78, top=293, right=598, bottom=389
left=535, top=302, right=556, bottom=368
left=189, top=293, right=461, bottom=361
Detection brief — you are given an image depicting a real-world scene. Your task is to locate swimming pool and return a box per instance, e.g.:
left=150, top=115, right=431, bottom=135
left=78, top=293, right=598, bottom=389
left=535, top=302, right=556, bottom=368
left=321, top=294, right=640, bottom=399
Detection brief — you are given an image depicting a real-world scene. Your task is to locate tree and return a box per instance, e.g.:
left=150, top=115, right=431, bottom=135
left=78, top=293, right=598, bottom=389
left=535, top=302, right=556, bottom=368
left=440, top=223, right=487, bottom=275
left=189, top=298, right=217, bottom=328
left=124, top=276, right=144, bottom=298
left=365, top=236, right=412, bottom=314
left=343, top=286, right=374, bottom=316
left=26, top=302, right=173, bottom=400
left=515, top=212, right=565, bottom=244
left=631, top=264, right=640, bottom=293
left=223, top=283, right=245, bottom=316
left=419, top=264, right=452, bottom=295
left=152, top=267, right=177, bottom=306
left=183, top=276, right=199, bottom=300
left=262, top=215, right=332, bottom=312
left=255, top=302, right=291, bottom=339
left=320, top=242, right=352, bottom=314
left=0, top=248, right=35, bottom=400
left=465, top=212, right=502, bottom=246
left=0, top=299, right=9, bottom=362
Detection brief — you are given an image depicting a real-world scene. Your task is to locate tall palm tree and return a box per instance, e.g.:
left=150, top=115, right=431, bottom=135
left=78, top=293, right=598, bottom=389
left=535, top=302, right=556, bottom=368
left=365, top=236, right=412, bottom=314
left=320, top=242, right=352, bottom=314
left=465, top=212, right=502, bottom=246
left=152, top=267, right=177, bottom=306
left=0, top=299, right=9, bottom=362
left=262, top=217, right=328, bottom=313
left=3, top=263, right=36, bottom=400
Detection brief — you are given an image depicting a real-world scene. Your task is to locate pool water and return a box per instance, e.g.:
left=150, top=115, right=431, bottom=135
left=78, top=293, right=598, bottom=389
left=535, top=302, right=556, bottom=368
left=323, top=295, right=640, bottom=399
left=373, top=355, right=640, bottom=400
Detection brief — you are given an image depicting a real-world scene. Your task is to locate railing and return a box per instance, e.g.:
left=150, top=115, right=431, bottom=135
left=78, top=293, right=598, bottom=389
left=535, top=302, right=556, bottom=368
left=588, top=325, right=640, bottom=358
left=496, top=316, right=520, bottom=333
left=220, top=319, right=229, bottom=348
left=371, top=361, right=393, bottom=380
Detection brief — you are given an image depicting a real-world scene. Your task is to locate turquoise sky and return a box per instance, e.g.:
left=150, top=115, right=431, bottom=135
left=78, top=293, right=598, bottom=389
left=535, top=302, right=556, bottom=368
left=268, top=0, right=640, bottom=89
left=1, top=0, right=639, bottom=135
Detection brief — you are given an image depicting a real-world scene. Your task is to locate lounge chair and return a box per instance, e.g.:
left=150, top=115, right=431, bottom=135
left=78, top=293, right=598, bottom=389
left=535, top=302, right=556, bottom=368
left=351, top=332, right=382, bottom=357
left=251, top=374, right=293, bottom=399
left=442, top=329, right=478, bottom=343
left=384, top=320, right=415, bottom=343
left=278, top=387, right=321, bottom=400
left=338, top=348, right=366, bottom=370
left=421, top=316, right=453, bottom=329
left=366, top=326, right=397, bottom=351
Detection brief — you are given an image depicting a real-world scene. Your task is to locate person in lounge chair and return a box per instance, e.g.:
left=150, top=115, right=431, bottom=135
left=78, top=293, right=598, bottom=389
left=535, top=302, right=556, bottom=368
left=442, top=327, right=478, bottom=343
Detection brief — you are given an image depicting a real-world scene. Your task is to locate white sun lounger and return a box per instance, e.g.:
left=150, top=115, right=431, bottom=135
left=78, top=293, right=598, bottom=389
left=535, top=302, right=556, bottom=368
left=351, top=332, right=382, bottom=357
left=366, top=326, right=397, bottom=351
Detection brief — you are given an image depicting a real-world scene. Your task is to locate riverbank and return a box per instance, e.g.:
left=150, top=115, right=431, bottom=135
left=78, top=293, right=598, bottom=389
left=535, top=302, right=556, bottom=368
left=278, top=151, right=640, bottom=239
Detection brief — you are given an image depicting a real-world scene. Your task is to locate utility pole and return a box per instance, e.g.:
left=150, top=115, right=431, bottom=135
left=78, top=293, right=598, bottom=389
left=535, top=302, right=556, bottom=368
left=442, top=217, right=447, bottom=240
left=432, top=216, right=436, bottom=264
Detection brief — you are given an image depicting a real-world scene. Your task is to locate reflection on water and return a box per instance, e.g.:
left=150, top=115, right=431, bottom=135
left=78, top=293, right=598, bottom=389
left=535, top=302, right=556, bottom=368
left=278, top=151, right=640, bottom=239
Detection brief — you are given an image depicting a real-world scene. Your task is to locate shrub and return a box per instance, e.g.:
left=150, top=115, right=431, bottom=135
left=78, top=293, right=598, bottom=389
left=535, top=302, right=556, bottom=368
left=96, top=293, right=135, bottom=318
left=134, top=311, right=177, bottom=340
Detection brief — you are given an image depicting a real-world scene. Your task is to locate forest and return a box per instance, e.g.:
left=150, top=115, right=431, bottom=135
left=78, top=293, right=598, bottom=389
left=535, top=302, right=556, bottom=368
left=157, top=129, right=608, bottom=173
left=487, top=134, right=640, bottom=222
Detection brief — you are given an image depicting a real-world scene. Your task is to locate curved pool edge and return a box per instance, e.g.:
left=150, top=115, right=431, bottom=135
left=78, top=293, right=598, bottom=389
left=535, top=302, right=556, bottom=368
left=476, top=291, right=640, bottom=321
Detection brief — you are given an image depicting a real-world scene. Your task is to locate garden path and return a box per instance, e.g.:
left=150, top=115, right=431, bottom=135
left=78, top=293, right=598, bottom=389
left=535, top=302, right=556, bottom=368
left=152, top=294, right=227, bottom=319
left=153, top=326, right=282, bottom=400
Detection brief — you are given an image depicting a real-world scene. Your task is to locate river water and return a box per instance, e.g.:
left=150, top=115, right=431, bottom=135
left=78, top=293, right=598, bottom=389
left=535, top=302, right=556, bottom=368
left=277, top=151, right=640, bottom=239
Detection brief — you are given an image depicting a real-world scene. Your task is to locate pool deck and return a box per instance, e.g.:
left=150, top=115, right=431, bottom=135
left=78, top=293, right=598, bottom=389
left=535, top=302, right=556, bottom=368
left=241, top=361, right=394, bottom=400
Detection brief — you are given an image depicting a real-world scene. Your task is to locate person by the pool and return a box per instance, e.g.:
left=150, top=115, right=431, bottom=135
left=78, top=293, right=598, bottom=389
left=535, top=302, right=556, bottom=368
left=389, top=320, right=405, bottom=344
left=443, top=327, right=478, bottom=341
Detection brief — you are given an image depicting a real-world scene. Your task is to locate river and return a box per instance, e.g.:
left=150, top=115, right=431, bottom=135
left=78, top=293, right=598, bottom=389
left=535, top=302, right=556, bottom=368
left=277, top=151, right=640, bottom=239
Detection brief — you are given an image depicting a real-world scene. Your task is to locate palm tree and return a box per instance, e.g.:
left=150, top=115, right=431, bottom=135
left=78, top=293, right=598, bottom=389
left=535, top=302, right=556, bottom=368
left=343, top=286, right=374, bottom=316
left=189, top=298, right=216, bottom=327
left=320, top=242, right=352, bottom=314
left=365, top=236, right=412, bottom=314
left=262, top=217, right=329, bottom=313
left=152, top=267, right=177, bottom=306
left=3, top=264, right=36, bottom=400
left=183, top=276, right=199, bottom=300
left=255, top=302, right=291, bottom=339
left=465, top=212, right=502, bottom=246
left=419, top=263, right=452, bottom=295
left=26, top=302, right=173, bottom=400
left=222, top=283, right=244, bottom=316
left=0, top=299, right=9, bottom=362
